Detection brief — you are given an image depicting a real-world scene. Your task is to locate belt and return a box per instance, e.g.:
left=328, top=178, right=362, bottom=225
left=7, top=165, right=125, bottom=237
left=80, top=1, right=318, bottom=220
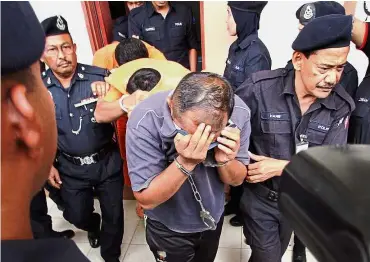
left=60, top=143, right=113, bottom=166
left=247, top=183, right=279, bottom=202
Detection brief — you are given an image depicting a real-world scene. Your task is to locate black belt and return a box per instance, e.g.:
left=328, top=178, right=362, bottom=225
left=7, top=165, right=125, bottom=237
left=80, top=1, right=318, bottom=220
left=247, top=183, right=279, bottom=202
left=60, top=143, right=113, bottom=166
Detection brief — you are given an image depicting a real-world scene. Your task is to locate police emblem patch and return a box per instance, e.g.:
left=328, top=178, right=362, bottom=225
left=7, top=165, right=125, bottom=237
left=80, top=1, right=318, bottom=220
left=78, top=73, right=84, bottom=79
left=301, top=4, right=316, bottom=21
left=56, top=15, right=66, bottom=31
left=47, top=77, right=51, bottom=85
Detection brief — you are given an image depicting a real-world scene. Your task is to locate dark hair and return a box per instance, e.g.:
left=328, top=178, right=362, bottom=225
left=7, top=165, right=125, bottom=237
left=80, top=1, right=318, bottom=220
left=302, top=50, right=317, bottom=59
left=114, top=38, right=149, bottom=66
left=126, top=68, right=161, bottom=94
left=172, top=72, right=234, bottom=126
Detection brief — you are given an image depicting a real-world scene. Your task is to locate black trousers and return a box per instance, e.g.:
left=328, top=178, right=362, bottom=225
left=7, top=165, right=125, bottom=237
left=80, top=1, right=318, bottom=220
left=30, top=189, right=53, bottom=239
left=44, top=182, right=65, bottom=210
left=146, top=216, right=224, bottom=262
left=228, top=185, right=244, bottom=215
left=240, top=184, right=292, bottom=262
left=60, top=172, right=124, bottom=261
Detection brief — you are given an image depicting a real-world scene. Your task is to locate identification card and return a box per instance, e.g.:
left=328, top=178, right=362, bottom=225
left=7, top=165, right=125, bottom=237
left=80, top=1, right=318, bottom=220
left=296, top=141, right=309, bottom=154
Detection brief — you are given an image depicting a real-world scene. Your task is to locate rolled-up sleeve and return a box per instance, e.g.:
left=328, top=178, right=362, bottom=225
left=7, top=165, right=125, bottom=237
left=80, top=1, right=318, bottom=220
left=126, top=126, right=167, bottom=192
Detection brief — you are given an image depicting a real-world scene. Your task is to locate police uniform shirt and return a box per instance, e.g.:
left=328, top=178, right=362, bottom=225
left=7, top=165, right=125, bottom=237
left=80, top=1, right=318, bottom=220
left=112, top=16, right=129, bottom=42
left=224, top=33, right=272, bottom=90
left=237, top=66, right=355, bottom=191
left=1, top=239, right=89, bottom=262
left=128, top=2, right=198, bottom=69
left=349, top=22, right=370, bottom=144
left=42, top=63, right=114, bottom=156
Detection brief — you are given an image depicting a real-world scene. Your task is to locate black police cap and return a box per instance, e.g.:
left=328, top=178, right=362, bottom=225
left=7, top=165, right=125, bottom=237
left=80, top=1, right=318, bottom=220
left=292, top=14, right=352, bottom=53
left=296, top=1, right=345, bottom=25
left=41, top=15, right=70, bottom=37
left=1, top=2, right=45, bottom=75
left=228, top=1, right=267, bottom=14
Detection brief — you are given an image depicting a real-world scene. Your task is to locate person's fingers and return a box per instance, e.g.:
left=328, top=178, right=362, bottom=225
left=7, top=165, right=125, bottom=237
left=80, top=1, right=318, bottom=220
left=217, top=136, right=237, bottom=150
left=217, top=143, right=233, bottom=155
left=220, top=128, right=240, bottom=142
left=249, top=152, right=267, bottom=162
left=104, top=82, right=110, bottom=97
left=91, top=83, right=97, bottom=96
left=187, top=123, right=205, bottom=151
left=194, top=125, right=212, bottom=153
left=247, top=169, right=262, bottom=176
left=248, top=162, right=260, bottom=170
left=204, top=133, right=216, bottom=151
left=175, top=133, right=191, bottom=151
left=97, top=84, right=103, bottom=98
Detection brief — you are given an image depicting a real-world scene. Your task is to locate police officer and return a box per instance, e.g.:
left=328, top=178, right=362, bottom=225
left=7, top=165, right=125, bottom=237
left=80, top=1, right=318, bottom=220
left=128, top=1, right=198, bottom=71
left=1, top=2, right=88, bottom=261
left=40, top=16, right=124, bottom=262
left=288, top=1, right=359, bottom=100
left=348, top=17, right=370, bottom=144
left=237, top=15, right=355, bottom=262
left=223, top=1, right=271, bottom=227
left=112, top=1, right=144, bottom=41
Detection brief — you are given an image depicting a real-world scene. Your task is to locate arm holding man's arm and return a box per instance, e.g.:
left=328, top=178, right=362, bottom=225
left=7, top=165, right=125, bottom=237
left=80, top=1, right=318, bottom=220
left=126, top=122, right=215, bottom=210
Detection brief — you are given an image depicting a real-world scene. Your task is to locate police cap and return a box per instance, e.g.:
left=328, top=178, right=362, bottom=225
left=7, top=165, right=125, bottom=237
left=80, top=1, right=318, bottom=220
left=292, top=14, right=352, bottom=53
left=227, top=1, right=267, bottom=14
left=41, top=15, right=70, bottom=37
left=1, top=2, right=45, bottom=75
left=296, top=1, right=345, bottom=25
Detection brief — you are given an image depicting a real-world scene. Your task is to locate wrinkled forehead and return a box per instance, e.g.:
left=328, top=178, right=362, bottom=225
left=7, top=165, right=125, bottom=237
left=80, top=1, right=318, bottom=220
left=309, top=47, right=349, bottom=65
left=45, top=34, right=73, bottom=46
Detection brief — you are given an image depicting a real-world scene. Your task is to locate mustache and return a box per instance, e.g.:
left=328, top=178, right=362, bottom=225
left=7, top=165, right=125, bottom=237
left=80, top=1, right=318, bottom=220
left=57, top=59, right=72, bottom=67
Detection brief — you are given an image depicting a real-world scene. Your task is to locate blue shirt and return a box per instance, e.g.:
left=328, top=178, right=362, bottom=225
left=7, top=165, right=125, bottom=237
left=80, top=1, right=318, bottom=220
left=224, top=33, right=271, bottom=90
left=128, top=2, right=198, bottom=69
left=126, top=91, right=251, bottom=233
left=43, top=63, right=114, bottom=156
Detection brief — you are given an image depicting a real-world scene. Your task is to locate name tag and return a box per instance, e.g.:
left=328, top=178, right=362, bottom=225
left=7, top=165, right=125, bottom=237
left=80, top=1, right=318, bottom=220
left=145, top=27, right=155, bottom=32
left=308, top=121, right=330, bottom=133
left=261, top=112, right=290, bottom=121
left=296, top=142, right=309, bottom=153
left=74, top=97, right=98, bottom=108
left=174, top=22, right=183, bottom=26
left=358, top=97, right=369, bottom=103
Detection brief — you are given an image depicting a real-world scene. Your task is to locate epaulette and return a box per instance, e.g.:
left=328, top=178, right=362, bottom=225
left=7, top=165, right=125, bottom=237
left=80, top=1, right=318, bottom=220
left=78, top=63, right=110, bottom=77
left=250, top=68, right=288, bottom=84
left=343, top=62, right=357, bottom=74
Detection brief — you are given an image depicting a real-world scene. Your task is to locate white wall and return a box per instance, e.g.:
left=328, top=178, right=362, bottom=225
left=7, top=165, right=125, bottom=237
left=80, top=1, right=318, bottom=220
left=30, top=1, right=93, bottom=65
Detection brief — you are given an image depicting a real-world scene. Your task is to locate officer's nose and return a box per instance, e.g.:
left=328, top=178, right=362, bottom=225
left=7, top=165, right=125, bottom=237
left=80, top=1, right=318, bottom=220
left=325, top=69, right=337, bottom=86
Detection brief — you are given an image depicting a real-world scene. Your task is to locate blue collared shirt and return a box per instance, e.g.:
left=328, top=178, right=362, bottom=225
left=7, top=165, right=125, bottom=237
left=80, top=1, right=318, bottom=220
left=126, top=91, right=251, bottom=233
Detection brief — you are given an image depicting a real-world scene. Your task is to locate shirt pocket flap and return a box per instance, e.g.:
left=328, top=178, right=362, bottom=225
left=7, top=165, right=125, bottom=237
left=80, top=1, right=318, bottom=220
left=307, top=121, right=330, bottom=145
left=170, top=24, right=186, bottom=37
left=260, top=112, right=291, bottom=134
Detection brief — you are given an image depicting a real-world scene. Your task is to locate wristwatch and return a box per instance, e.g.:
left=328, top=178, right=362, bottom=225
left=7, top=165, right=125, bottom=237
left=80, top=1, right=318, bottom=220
left=119, top=94, right=130, bottom=113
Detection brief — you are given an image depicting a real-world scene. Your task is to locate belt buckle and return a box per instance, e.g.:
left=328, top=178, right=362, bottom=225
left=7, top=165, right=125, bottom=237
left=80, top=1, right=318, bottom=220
left=78, top=155, right=95, bottom=166
left=268, top=191, right=278, bottom=202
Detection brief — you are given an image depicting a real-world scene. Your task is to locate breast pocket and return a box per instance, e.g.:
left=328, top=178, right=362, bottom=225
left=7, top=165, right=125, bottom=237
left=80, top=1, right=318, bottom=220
left=143, top=27, right=160, bottom=43
left=170, top=25, right=186, bottom=47
left=260, top=112, right=292, bottom=158
left=307, top=121, right=330, bottom=146
left=352, top=102, right=370, bottom=119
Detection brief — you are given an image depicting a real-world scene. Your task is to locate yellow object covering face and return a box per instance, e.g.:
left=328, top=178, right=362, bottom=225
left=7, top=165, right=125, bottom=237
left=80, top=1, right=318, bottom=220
left=92, top=40, right=166, bottom=70
left=103, top=58, right=190, bottom=103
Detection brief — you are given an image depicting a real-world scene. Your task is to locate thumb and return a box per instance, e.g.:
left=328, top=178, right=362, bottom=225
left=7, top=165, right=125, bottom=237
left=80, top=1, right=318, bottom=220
left=249, top=151, right=267, bottom=162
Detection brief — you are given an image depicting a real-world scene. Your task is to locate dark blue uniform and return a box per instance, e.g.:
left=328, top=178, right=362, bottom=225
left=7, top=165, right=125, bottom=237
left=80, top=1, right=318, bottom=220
left=128, top=2, right=198, bottom=69
left=224, top=33, right=271, bottom=90
left=112, top=16, right=128, bottom=42
left=348, top=22, right=370, bottom=145
left=237, top=66, right=354, bottom=261
left=43, top=63, right=124, bottom=262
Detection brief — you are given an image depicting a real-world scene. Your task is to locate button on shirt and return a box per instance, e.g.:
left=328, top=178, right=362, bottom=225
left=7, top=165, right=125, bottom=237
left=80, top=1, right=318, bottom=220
left=128, top=2, right=198, bottom=69
left=237, top=67, right=355, bottom=191
left=126, top=91, right=251, bottom=233
left=349, top=22, right=370, bottom=144
left=43, top=64, right=114, bottom=156
left=224, top=33, right=272, bottom=90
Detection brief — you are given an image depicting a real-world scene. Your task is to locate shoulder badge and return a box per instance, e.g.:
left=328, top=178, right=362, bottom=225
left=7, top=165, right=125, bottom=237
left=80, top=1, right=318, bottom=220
left=251, top=68, right=285, bottom=84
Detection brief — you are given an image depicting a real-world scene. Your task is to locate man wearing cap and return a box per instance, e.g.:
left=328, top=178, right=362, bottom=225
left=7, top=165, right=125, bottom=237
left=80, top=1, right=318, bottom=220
left=1, top=2, right=88, bottom=261
left=40, top=15, right=124, bottom=262
left=128, top=1, right=198, bottom=71
left=237, top=14, right=355, bottom=262
left=291, top=1, right=358, bottom=100
left=223, top=1, right=271, bottom=228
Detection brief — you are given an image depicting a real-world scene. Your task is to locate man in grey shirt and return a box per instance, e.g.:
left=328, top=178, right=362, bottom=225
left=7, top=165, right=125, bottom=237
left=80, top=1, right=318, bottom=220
left=126, top=72, right=251, bottom=262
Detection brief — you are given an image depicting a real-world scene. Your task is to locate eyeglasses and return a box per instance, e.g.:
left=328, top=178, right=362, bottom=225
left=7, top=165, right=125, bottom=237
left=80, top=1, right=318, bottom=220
left=44, top=44, right=73, bottom=57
